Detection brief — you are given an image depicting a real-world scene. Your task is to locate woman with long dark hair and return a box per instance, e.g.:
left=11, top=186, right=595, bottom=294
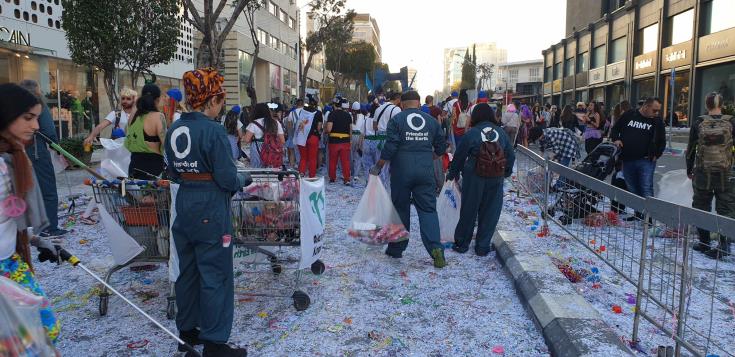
left=124, top=83, right=167, bottom=179
left=451, top=89, right=470, bottom=148
left=583, top=101, right=604, bottom=154
left=244, top=103, right=285, bottom=168
left=0, top=83, right=61, bottom=344
left=224, top=106, right=244, bottom=160
left=446, top=103, right=515, bottom=256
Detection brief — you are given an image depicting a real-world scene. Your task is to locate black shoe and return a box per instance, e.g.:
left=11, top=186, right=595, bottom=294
left=475, top=247, right=493, bottom=257
left=178, top=329, right=203, bottom=352
left=329, top=180, right=336, bottom=183
left=692, top=241, right=711, bottom=252
left=385, top=250, right=402, bottom=259
left=203, top=341, right=247, bottom=357
left=40, top=228, right=69, bottom=238
left=451, top=244, right=469, bottom=254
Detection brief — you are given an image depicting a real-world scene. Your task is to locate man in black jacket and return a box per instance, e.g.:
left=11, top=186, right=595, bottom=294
left=610, top=97, right=666, bottom=201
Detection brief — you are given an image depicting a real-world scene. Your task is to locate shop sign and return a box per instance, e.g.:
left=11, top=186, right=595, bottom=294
left=552, top=79, right=562, bottom=92
left=589, top=67, right=605, bottom=85
left=0, top=26, right=31, bottom=46
left=698, top=27, right=735, bottom=63
left=543, top=82, right=551, bottom=95
left=606, top=60, right=625, bottom=81
left=662, top=41, right=690, bottom=70
left=633, top=51, right=656, bottom=76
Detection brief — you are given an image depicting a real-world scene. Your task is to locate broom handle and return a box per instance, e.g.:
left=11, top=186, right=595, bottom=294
left=35, top=132, right=105, bottom=180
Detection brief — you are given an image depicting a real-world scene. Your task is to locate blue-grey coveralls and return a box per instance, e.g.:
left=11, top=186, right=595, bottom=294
left=26, top=105, right=60, bottom=231
left=165, top=111, right=247, bottom=344
left=448, top=121, right=515, bottom=254
left=381, top=108, right=447, bottom=257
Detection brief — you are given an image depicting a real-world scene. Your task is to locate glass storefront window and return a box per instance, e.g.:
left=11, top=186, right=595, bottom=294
left=607, top=83, right=625, bottom=108
left=633, top=77, right=655, bottom=102
left=554, top=62, right=562, bottom=79
left=564, top=58, right=574, bottom=77
left=592, top=87, right=604, bottom=103
left=640, top=24, right=658, bottom=54
left=701, top=0, right=735, bottom=35
left=576, top=52, right=588, bottom=73
left=609, top=37, right=626, bottom=62
left=662, top=71, right=690, bottom=127
left=695, top=62, right=735, bottom=117
left=239, top=51, right=254, bottom=106
left=592, top=45, right=606, bottom=69
left=669, top=9, right=694, bottom=45
left=563, top=93, right=573, bottom=106
left=576, top=90, right=589, bottom=104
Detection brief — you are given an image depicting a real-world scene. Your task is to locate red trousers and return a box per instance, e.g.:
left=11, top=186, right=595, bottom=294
left=328, top=142, right=351, bottom=182
left=298, top=135, right=319, bottom=178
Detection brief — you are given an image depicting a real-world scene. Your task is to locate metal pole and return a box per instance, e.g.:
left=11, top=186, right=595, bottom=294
left=56, top=68, right=62, bottom=139
left=668, top=68, right=675, bottom=151
left=632, top=212, right=651, bottom=348
left=674, top=225, right=691, bottom=357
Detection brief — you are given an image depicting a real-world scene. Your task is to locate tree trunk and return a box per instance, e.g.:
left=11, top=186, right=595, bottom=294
left=103, top=70, right=119, bottom=111
left=300, top=52, right=314, bottom=99
left=247, top=40, right=259, bottom=105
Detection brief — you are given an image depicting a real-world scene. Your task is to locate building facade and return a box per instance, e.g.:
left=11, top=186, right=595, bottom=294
left=0, top=1, right=193, bottom=137
left=352, top=13, right=381, bottom=62
left=543, top=0, right=735, bottom=127
left=497, top=60, right=544, bottom=92
left=443, top=43, right=508, bottom=94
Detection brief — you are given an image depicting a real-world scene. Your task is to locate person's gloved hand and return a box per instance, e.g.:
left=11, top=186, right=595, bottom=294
left=445, top=172, right=456, bottom=182
left=237, top=171, right=252, bottom=189
left=30, top=236, right=59, bottom=264
left=369, top=165, right=382, bottom=176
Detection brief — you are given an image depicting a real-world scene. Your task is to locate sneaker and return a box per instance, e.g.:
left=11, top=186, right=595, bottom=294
left=40, top=228, right=69, bottom=238
left=343, top=180, right=351, bottom=186
left=431, top=248, right=447, bottom=268
left=451, top=244, right=469, bottom=254
left=385, top=250, right=402, bottom=259
left=203, top=341, right=247, bottom=357
left=178, top=329, right=203, bottom=352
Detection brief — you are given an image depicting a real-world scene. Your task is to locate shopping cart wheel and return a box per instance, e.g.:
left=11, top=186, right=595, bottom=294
left=292, top=290, right=310, bottom=311
left=166, top=298, right=176, bottom=320
left=99, top=291, right=110, bottom=316
left=268, top=256, right=283, bottom=275
left=310, top=260, right=325, bottom=275
left=547, top=208, right=555, bottom=217
left=560, top=216, right=572, bottom=225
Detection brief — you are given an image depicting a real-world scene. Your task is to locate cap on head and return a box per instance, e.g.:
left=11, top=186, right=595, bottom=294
left=451, top=91, right=458, bottom=97
left=340, top=100, right=350, bottom=109
left=231, top=105, right=241, bottom=114
left=183, top=67, right=224, bottom=109
left=351, top=101, right=360, bottom=111
left=400, top=90, right=420, bottom=102
left=478, top=90, right=487, bottom=99
left=166, top=88, right=183, bottom=102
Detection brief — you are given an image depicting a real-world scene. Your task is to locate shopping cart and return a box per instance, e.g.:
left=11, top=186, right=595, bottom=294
left=232, top=169, right=325, bottom=311
left=87, top=179, right=176, bottom=319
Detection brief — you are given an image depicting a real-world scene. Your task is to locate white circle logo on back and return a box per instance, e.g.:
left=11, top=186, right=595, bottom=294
left=406, top=113, right=426, bottom=131
left=170, top=126, right=192, bottom=159
left=481, top=127, right=499, bottom=143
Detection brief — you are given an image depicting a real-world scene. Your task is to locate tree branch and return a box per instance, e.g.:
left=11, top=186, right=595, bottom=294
left=218, top=0, right=249, bottom=44
left=183, top=0, right=204, bottom=32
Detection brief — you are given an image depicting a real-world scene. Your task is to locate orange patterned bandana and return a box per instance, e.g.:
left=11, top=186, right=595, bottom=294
left=183, top=67, right=225, bottom=109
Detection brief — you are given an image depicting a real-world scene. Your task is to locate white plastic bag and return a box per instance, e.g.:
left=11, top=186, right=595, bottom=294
left=48, top=148, right=68, bottom=174
left=348, top=175, right=408, bottom=245
left=437, top=180, right=461, bottom=242
left=656, top=169, right=694, bottom=207
left=99, top=138, right=130, bottom=178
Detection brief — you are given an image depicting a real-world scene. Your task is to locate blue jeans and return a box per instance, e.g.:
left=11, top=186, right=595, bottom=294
left=622, top=159, right=656, bottom=198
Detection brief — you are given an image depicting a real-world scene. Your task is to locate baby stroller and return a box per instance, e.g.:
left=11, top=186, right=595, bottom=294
left=548, top=142, right=619, bottom=225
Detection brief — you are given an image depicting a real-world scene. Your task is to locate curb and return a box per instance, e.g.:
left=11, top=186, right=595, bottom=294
left=492, top=222, right=633, bottom=356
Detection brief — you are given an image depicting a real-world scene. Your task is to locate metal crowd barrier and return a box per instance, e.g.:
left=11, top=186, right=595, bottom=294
left=513, top=145, right=735, bottom=357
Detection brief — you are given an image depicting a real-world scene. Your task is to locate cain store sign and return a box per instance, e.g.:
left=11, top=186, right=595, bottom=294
left=0, top=26, right=31, bottom=46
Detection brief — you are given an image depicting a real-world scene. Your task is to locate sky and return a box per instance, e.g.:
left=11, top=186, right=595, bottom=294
left=336, top=0, right=567, bottom=95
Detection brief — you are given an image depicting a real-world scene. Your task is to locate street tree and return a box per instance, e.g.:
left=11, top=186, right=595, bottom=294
left=122, top=0, right=180, bottom=90
left=461, top=46, right=477, bottom=90
left=326, top=41, right=375, bottom=94
left=183, top=0, right=252, bottom=69
left=300, top=0, right=355, bottom=98
left=61, top=0, right=127, bottom=110
left=239, top=0, right=264, bottom=104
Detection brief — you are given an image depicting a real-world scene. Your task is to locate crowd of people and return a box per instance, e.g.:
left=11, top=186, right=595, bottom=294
left=3, top=62, right=734, bottom=356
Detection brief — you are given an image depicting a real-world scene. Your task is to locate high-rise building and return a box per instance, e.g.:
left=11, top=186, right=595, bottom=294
left=543, top=0, right=735, bottom=127
left=351, top=13, right=381, bottom=62
left=443, top=43, right=507, bottom=94
left=0, top=1, right=194, bottom=137
left=407, top=67, right=417, bottom=92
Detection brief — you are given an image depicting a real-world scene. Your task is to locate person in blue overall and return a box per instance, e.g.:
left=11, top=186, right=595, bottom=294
left=370, top=91, right=448, bottom=268
left=446, top=103, right=515, bottom=256
left=165, top=68, right=249, bottom=357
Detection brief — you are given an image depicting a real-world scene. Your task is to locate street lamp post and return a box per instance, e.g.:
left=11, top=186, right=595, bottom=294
left=296, top=0, right=319, bottom=99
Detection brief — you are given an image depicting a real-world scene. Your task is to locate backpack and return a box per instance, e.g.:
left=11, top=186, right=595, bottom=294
left=456, top=104, right=470, bottom=129
left=252, top=120, right=284, bottom=168
left=695, top=115, right=734, bottom=175
left=475, top=127, right=507, bottom=177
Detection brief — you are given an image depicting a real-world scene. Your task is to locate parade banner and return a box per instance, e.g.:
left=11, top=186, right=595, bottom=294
left=299, top=177, right=325, bottom=269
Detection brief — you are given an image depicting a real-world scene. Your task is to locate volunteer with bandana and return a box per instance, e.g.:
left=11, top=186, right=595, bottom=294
left=165, top=68, right=249, bottom=357
left=370, top=91, right=448, bottom=268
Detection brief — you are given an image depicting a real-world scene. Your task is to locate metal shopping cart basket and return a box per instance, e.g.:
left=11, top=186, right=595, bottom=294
left=87, top=178, right=176, bottom=319
left=232, top=169, right=325, bottom=311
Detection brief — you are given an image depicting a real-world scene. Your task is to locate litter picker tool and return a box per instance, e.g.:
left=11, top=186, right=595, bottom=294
left=54, top=246, right=201, bottom=357
left=34, top=131, right=105, bottom=180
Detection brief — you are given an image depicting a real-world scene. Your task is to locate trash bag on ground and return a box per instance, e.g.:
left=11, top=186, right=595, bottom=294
left=437, top=180, right=461, bottom=242
left=100, top=138, right=130, bottom=178
left=348, top=175, right=408, bottom=245
left=0, top=276, right=57, bottom=357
